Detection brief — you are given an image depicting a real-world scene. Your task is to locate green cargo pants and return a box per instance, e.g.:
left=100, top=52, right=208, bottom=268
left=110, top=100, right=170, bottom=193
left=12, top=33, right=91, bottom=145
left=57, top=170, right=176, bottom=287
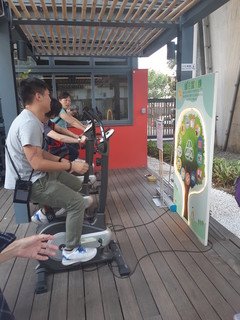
left=31, top=171, right=85, bottom=250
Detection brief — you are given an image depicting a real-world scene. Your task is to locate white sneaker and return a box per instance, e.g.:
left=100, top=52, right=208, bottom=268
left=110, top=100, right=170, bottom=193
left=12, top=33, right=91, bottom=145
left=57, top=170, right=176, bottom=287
left=31, top=209, right=49, bottom=225
left=62, top=246, right=97, bottom=266
left=84, top=195, right=94, bottom=209
left=77, top=175, right=97, bottom=185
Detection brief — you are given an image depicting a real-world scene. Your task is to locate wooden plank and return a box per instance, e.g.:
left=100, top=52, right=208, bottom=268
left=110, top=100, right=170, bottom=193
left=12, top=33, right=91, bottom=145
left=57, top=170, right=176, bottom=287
left=210, top=217, right=240, bottom=248
left=106, top=192, right=161, bottom=319
left=109, top=174, right=182, bottom=320
left=115, top=276, right=144, bottom=320
left=48, top=272, right=68, bottom=320
left=90, top=0, right=97, bottom=21
left=115, top=0, right=128, bottom=22
left=204, top=249, right=240, bottom=295
left=123, top=0, right=138, bottom=22
left=50, top=26, right=58, bottom=54
left=40, top=26, right=52, bottom=55
left=138, top=256, right=181, bottom=320
left=147, top=0, right=169, bottom=21
left=176, top=251, right=236, bottom=320
left=139, top=0, right=159, bottom=21
left=18, top=0, right=31, bottom=19
left=98, top=0, right=108, bottom=22
left=30, top=274, right=54, bottom=320
left=155, top=0, right=178, bottom=21
left=90, top=26, right=99, bottom=54
left=190, top=251, right=240, bottom=312
left=40, top=0, right=50, bottom=19
left=68, top=269, right=85, bottom=320
left=131, top=0, right=149, bottom=22
left=13, top=259, right=37, bottom=320
left=151, top=252, right=201, bottom=320
left=208, top=233, right=240, bottom=275
left=51, top=0, right=58, bottom=20
left=81, top=0, right=87, bottom=20
left=62, top=0, right=67, bottom=20
left=28, top=0, right=41, bottom=19
left=163, top=252, right=221, bottom=320
left=118, top=169, right=160, bottom=221
left=98, top=265, right=123, bottom=320
left=106, top=0, right=118, bottom=21
left=84, top=269, right=104, bottom=320
left=2, top=224, right=31, bottom=311
left=7, top=0, right=22, bottom=18
left=111, top=170, right=150, bottom=224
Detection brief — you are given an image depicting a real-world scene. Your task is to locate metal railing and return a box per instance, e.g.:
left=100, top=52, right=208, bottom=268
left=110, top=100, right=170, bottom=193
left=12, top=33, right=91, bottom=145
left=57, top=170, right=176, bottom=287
left=147, top=98, right=175, bottom=138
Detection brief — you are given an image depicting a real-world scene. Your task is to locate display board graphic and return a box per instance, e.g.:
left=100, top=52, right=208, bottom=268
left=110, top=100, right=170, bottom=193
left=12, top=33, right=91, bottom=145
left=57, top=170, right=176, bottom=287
left=174, top=74, right=217, bottom=245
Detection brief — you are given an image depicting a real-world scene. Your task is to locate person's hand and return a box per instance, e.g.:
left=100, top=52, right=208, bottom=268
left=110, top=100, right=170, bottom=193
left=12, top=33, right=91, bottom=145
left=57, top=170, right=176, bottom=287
left=79, top=135, right=87, bottom=144
left=60, top=157, right=69, bottom=164
left=71, top=159, right=89, bottom=175
left=13, top=234, right=58, bottom=261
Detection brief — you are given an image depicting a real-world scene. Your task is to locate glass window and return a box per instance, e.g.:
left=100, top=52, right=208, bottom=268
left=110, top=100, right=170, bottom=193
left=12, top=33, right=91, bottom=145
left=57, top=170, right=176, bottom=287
left=94, top=74, right=129, bottom=121
left=55, top=75, right=92, bottom=117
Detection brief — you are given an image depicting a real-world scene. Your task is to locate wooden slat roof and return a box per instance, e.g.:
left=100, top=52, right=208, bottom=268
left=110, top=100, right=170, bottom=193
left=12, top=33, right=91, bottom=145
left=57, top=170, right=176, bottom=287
left=6, top=0, right=200, bottom=57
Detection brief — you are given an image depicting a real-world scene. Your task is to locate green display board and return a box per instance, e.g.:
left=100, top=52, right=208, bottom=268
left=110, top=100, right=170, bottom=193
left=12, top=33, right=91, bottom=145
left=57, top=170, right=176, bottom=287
left=174, top=74, right=217, bottom=245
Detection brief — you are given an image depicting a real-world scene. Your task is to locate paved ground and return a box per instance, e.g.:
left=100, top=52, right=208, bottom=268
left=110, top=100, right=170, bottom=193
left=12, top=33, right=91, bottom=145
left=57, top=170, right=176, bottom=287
left=148, top=156, right=240, bottom=239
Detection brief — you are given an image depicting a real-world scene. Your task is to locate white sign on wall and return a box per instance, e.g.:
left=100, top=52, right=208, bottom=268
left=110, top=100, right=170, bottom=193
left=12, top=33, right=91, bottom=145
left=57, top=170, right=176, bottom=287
left=181, top=63, right=196, bottom=71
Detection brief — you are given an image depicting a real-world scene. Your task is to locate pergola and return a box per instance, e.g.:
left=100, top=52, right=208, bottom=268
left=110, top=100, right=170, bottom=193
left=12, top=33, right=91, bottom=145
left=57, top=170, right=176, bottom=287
left=4, top=0, right=229, bottom=58
left=0, top=0, right=230, bottom=134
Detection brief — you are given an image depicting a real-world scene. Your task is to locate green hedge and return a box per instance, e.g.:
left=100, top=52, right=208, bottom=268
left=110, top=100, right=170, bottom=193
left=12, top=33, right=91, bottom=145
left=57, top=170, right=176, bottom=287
left=147, top=141, right=240, bottom=191
left=147, top=140, right=173, bottom=164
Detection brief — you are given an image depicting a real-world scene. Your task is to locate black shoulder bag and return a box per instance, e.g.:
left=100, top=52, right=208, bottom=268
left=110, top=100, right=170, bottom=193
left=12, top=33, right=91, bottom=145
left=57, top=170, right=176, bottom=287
left=5, top=145, right=34, bottom=223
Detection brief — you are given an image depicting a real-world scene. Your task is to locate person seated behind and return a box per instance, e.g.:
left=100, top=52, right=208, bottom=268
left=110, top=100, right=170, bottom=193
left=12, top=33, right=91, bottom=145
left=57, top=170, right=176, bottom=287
left=51, top=92, right=87, bottom=161
left=43, top=98, right=96, bottom=186
left=4, top=77, right=97, bottom=266
left=44, top=98, right=86, bottom=159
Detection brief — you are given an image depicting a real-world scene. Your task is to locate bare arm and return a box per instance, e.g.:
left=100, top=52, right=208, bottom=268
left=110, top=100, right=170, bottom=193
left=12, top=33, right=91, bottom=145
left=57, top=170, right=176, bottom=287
left=23, top=145, right=71, bottom=171
left=47, top=129, right=79, bottom=144
left=54, top=124, right=79, bottom=139
left=23, top=145, right=89, bottom=174
left=60, top=112, right=86, bottom=131
left=0, top=234, right=58, bottom=263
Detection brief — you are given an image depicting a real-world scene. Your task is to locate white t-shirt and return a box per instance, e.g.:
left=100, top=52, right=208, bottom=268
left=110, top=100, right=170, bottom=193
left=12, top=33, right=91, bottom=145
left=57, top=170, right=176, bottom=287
left=4, top=109, right=46, bottom=189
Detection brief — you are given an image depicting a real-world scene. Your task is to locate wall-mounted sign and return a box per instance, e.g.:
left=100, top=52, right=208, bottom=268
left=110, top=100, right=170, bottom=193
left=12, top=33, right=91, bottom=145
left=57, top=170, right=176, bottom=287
left=174, top=74, right=217, bottom=245
left=181, top=63, right=196, bottom=71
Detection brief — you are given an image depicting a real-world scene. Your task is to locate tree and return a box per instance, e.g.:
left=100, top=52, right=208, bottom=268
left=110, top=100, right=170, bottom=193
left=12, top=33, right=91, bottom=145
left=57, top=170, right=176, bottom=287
left=175, top=110, right=205, bottom=220
left=148, top=69, right=175, bottom=99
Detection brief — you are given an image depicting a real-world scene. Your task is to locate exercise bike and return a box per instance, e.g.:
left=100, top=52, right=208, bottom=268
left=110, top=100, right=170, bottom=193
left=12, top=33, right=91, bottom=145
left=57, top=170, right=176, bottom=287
left=35, top=111, right=130, bottom=294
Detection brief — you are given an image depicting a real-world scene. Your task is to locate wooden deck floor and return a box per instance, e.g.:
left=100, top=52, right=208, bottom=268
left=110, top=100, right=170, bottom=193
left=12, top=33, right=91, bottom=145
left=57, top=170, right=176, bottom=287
left=1, top=168, right=240, bottom=320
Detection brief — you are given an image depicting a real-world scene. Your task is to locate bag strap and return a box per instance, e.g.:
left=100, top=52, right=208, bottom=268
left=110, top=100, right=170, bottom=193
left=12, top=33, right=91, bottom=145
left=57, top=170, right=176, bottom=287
left=5, top=144, right=34, bottom=182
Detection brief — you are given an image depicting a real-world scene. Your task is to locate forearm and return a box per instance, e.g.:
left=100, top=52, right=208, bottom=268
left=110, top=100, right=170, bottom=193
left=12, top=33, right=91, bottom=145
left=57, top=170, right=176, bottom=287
left=59, top=135, right=79, bottom=144
left=0, top=242, right=18, bottom=263
left=42, top=150, right=60, bottom=162
left=33, top=157, right=72, bottom=172
left=56, top=126, right=79, bottom=139
left=70, top=118, right=86, bottom=131
left=26, top=148, right=71, bottom=171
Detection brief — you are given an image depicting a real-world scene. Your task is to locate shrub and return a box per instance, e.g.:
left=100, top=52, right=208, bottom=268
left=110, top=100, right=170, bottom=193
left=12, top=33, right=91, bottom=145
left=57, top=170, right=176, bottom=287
left=212, top=157, right=240, bottom=191
left=147, top=141, right=240, bottom=193
left=147, top=140, right=174, bottom=164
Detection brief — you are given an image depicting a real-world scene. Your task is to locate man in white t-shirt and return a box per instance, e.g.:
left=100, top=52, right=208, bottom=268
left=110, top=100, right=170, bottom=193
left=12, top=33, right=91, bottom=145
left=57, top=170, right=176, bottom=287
left=4, top=77, right=96, bottom=266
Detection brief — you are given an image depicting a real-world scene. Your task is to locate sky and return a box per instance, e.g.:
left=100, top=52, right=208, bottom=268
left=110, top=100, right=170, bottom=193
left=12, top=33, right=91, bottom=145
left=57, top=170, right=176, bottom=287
left=138, top=45, right=175, bottom=76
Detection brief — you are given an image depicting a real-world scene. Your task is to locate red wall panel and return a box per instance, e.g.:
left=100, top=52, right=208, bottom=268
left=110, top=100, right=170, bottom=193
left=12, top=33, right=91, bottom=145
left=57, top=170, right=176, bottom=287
left=71, top=69, right=148, bottom=169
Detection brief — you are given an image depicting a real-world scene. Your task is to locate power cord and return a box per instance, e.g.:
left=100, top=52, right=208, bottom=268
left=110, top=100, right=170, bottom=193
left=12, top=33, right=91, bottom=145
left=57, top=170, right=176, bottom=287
left=106, top=209, right=214, bottom=278
left=106, top=207, right=170, bottom=232
left=107, top=240, right=213, bottom=279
